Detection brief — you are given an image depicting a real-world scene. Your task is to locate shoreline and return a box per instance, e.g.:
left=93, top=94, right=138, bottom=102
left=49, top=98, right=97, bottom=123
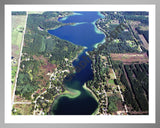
left=71, top=46, right=86, bottom=62
left=48, top=45, right=86, bottom=115
left=83, top=83, right=100, bottom=115
left=49, top=88, right=81, bottom=115
left=58, top=12, right=82, bottom=22
left=92, top=13, right=106, bottom=49
left=82, top=83, right=98, bottom=102
left=46, top=11, right=76, bottom=32
left=49, top=11, right=104, bottom=115
left=94, top=38, right=106, bottom=48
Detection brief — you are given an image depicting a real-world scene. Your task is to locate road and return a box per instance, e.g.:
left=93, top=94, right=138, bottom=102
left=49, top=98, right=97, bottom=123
left=103, top=89, right=108, bottom=115
left=33, top=73, right=54, bottom=115
left=111, top=66, right=128, bottom=114
left=11, top=12, right=28, bottom=108
left=13, top=102, right=31, bottom=105
left=33, top=89, right=48, bottom=115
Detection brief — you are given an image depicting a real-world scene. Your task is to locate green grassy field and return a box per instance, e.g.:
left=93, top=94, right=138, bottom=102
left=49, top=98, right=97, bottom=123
left=11, top=15, right=27, bottom=94
left=12, top=15, right=26, bottom=56
left=11, top=66, right=17, bottom=82
left=108, top=79, right=115, bottom=84
left=12, top=28, right=23, bottom=47
left=12, top=104, right=34, bottom=115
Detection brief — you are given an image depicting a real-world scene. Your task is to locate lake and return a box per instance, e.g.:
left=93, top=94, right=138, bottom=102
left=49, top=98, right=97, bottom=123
left=48, top=11, right=105, bottom=115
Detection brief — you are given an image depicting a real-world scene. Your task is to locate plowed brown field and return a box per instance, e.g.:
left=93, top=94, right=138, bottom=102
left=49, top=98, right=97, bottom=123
left=110, top=53, right=148, bottom=64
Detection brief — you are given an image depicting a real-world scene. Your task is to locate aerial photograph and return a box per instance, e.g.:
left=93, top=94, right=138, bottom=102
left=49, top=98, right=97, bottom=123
left=11, top=11, right=149, bottom=115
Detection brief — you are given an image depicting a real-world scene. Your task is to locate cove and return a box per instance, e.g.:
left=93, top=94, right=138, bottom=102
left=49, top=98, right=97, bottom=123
left=48, top=11, right=105, bottom=115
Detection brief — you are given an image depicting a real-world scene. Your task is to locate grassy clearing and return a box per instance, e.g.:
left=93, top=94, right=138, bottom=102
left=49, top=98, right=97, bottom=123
left=12, top=15, right=26, bottom=55
left=109, top=69, right=115, bottom=79
left=28, top=70, right=33, bottom=81
left=11, top=65, right=18, bottom=97
left=12, top=15, right=26, bottom=29
left=11, top=84, right=14, bottom=92
left=108, top=79, right=115, bottom=84
left=11, top=66, right=17, bottom=83
left=113, top=39, right=120, bottom=43
left=12, top=104, right=34, bottom=115
left=126, top=40, right=136, bottom=47
left=12, top=29, right=23, bottom=48
left=110, top=53, right=148, bottom=64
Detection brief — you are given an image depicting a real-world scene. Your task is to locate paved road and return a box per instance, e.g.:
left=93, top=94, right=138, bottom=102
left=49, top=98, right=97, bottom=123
left=11, top=12, right=28, bottom=108
left=13, top=102, right=32, bottom=104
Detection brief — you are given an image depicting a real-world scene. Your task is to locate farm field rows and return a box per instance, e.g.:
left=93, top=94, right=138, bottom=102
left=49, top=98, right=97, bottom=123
left=110, top=53, right=148, bottom=64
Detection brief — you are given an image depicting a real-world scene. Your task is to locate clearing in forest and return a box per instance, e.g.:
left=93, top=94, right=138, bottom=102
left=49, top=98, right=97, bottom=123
left=110, top=53, right=148, bottom=64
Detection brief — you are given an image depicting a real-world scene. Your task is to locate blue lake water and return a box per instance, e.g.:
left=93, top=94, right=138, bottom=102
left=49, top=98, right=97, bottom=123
left=48, top=11, right=105, bottom=115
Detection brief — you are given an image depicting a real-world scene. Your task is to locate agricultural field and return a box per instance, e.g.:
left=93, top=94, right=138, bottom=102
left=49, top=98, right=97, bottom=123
left=12, top=104, right=34, bottom=115
left=12, top=15, right=26, bottom=58
left=11, top=13, right=27, bottom=96
left=110, top=53, right=148, bottom=64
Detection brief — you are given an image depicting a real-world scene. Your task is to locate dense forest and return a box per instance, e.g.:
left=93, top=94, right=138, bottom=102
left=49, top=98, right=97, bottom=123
left=111, top=61, right=149, bottom=112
